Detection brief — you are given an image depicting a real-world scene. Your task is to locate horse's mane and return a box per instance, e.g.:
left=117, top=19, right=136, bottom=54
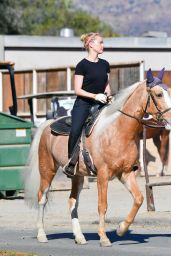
left=95, top=80, right=144, bottom=135
left=106, top=81, right=143, bottom=116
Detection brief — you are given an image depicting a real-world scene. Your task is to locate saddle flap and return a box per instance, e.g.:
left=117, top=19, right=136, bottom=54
left=85, top=103, right=107, bottom=137
left=50, top=116, right=71, bottom=135
left=82, top=148, right=97, bottom=176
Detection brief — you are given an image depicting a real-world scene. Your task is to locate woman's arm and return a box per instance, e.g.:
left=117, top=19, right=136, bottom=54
left=74, top=75, right=96, bottom=99
left=104, top=83, right=111, bottom=96
left=74, top=74, right=108, bottom=103
left=104, top=74, right=112, bottom=96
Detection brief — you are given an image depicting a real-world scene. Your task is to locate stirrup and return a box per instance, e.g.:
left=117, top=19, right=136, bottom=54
left=63, top=161, right=78, bottom=178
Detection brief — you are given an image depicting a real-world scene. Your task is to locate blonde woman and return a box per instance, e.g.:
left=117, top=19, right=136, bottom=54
left=63, top=32, right=111, bottom=177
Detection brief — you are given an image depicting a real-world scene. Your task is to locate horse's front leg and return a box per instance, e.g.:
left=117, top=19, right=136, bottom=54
left=116, top=171, right=144, bottom=236
left=69, top=175, right=87, bottom=245
left=97, top=172, right=111, bottom=247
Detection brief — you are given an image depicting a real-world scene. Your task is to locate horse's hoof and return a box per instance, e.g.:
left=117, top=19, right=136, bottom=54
left=100, top=238, right=112, bottom=247
left=156, top=172, right=164, bottom=177
left=156, top=173, right=161, bottom=177
left=75, top=235, right=87, bottom=245
left=116, top=221, right=127, bottom=237
left=37, top=235, right=48, bottom=243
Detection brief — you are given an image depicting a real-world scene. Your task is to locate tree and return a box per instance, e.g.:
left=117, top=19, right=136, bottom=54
left=0, top=0, right=24, bottom=34
left=71, top=10, right=116, bottom=37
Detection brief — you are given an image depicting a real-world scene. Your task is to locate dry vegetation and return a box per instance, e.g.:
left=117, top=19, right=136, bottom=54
left=0, top=251, right=38, bottom=256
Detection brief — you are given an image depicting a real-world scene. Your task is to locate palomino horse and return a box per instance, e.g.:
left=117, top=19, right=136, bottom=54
left=25, top=69, right=171, bottom=247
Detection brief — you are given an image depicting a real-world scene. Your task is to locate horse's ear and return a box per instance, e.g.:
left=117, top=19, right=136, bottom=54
left=158, top=67, right=165, bottom=81
left=146, top=68, right=154, bottom=84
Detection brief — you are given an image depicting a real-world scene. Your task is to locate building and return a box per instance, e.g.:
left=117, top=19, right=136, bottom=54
left=0, top=35, right=171, bottom=118
left=0, top=35, right=171, bottom=71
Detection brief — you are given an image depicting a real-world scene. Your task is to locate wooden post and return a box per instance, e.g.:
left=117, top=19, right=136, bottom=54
left=143, top=125, right=155, bottom=211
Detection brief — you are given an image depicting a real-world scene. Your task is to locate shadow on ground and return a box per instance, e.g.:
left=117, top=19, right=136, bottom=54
left=47, top=230, right=171, bottom=245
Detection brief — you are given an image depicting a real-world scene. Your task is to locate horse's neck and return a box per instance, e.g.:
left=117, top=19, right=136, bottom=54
left=123, top=85, right=146, bottom=115
left=94, top=83, right=147, bottom=141
left=119, top=85, right=146, bottom=135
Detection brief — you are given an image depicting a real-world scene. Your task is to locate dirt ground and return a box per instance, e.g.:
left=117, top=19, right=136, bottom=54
left=0, top=135, right=171, bottom=256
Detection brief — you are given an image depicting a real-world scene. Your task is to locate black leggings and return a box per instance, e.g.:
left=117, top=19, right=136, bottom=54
left=68, top=100, right=92, bottom=158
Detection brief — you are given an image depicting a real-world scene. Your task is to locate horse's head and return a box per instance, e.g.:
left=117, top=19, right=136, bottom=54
left=145, top=68, right=171, bottom=130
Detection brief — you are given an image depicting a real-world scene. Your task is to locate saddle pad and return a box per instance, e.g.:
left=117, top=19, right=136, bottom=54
left=50, top=116, right=71, bottom=135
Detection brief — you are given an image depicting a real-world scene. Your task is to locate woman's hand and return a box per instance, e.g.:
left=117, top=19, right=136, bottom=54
left=95, top=93, right=107, bottom=103
left=107, top=95, right=114, bottom=104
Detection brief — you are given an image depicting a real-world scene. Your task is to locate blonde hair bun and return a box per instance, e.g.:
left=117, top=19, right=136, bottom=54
left=80, top=34, right=88, bottom=43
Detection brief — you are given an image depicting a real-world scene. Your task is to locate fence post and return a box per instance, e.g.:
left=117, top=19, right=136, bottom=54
left=143, top=125, right=155, bottom=211
left=32, top=69, right=37, bottom=122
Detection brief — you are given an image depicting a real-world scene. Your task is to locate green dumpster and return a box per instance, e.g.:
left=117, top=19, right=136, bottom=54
left=0, top=112, right=32, bottom=196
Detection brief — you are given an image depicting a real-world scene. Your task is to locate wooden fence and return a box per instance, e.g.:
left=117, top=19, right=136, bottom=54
left=0, top=61, right=144, bottom=118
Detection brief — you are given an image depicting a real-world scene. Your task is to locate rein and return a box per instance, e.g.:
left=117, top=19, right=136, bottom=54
left=118, top=109, right=141, bottom=123
left=119, top=88, right=171, bottom=128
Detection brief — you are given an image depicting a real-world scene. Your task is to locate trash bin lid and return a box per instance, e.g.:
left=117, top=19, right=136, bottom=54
left=0, top=112, right=32, bottom=129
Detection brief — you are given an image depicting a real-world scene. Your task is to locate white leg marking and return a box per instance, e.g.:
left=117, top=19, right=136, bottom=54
left=37, top=187, right=49, bottom=243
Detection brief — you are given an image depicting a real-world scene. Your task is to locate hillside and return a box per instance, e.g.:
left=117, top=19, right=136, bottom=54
left=72, top=0, right=171, bottom=36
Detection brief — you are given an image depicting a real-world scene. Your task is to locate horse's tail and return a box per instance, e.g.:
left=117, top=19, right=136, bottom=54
left=24, top=119, right=53, bottom=208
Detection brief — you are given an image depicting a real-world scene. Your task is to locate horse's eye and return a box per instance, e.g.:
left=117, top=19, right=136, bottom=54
left=156, top=93, right=163, bottom=98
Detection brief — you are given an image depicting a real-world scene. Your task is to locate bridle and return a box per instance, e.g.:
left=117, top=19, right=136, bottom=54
left=146, top=88, right=171, bottom=120
left=119, top=85, right=171, bottom=128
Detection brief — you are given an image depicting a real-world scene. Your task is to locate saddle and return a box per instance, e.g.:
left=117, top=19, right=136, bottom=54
left=50, top=103, right=108, bottom=176
left=50, top=103, right=107, bottom=137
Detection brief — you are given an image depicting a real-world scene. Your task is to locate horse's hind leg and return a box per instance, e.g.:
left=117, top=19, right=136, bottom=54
left=116, top=171, right=144, bottom=237
left=37, top=182, right=49, bottom=243
left=69, top=175, right=87, bottom=245
left=37, top=152, right=57, bottom=243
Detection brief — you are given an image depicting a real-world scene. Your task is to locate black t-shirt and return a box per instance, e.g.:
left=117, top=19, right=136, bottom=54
left=75, top=58, right=110, bottom=94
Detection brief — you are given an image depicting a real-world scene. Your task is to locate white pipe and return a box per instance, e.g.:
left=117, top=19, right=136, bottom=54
left=67, top=67, right=71, bottom=91
left=139, top=60, right=145, bottom=81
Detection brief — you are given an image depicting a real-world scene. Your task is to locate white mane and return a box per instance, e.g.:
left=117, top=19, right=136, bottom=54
left=95, top=81, right=143, bottom=135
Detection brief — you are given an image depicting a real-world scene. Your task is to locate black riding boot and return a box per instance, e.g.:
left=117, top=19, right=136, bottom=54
left=63, top=144, right=80, bottom=178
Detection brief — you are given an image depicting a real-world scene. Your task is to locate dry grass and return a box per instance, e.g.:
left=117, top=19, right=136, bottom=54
left=0, top=251, right=38, bottom=256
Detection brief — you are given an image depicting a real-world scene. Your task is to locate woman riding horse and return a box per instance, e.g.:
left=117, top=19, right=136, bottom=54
left=25, top=68, right=171, bottom=246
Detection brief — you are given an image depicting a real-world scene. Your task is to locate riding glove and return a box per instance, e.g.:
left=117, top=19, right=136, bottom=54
left=95, top=93, right=107, bottom=103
